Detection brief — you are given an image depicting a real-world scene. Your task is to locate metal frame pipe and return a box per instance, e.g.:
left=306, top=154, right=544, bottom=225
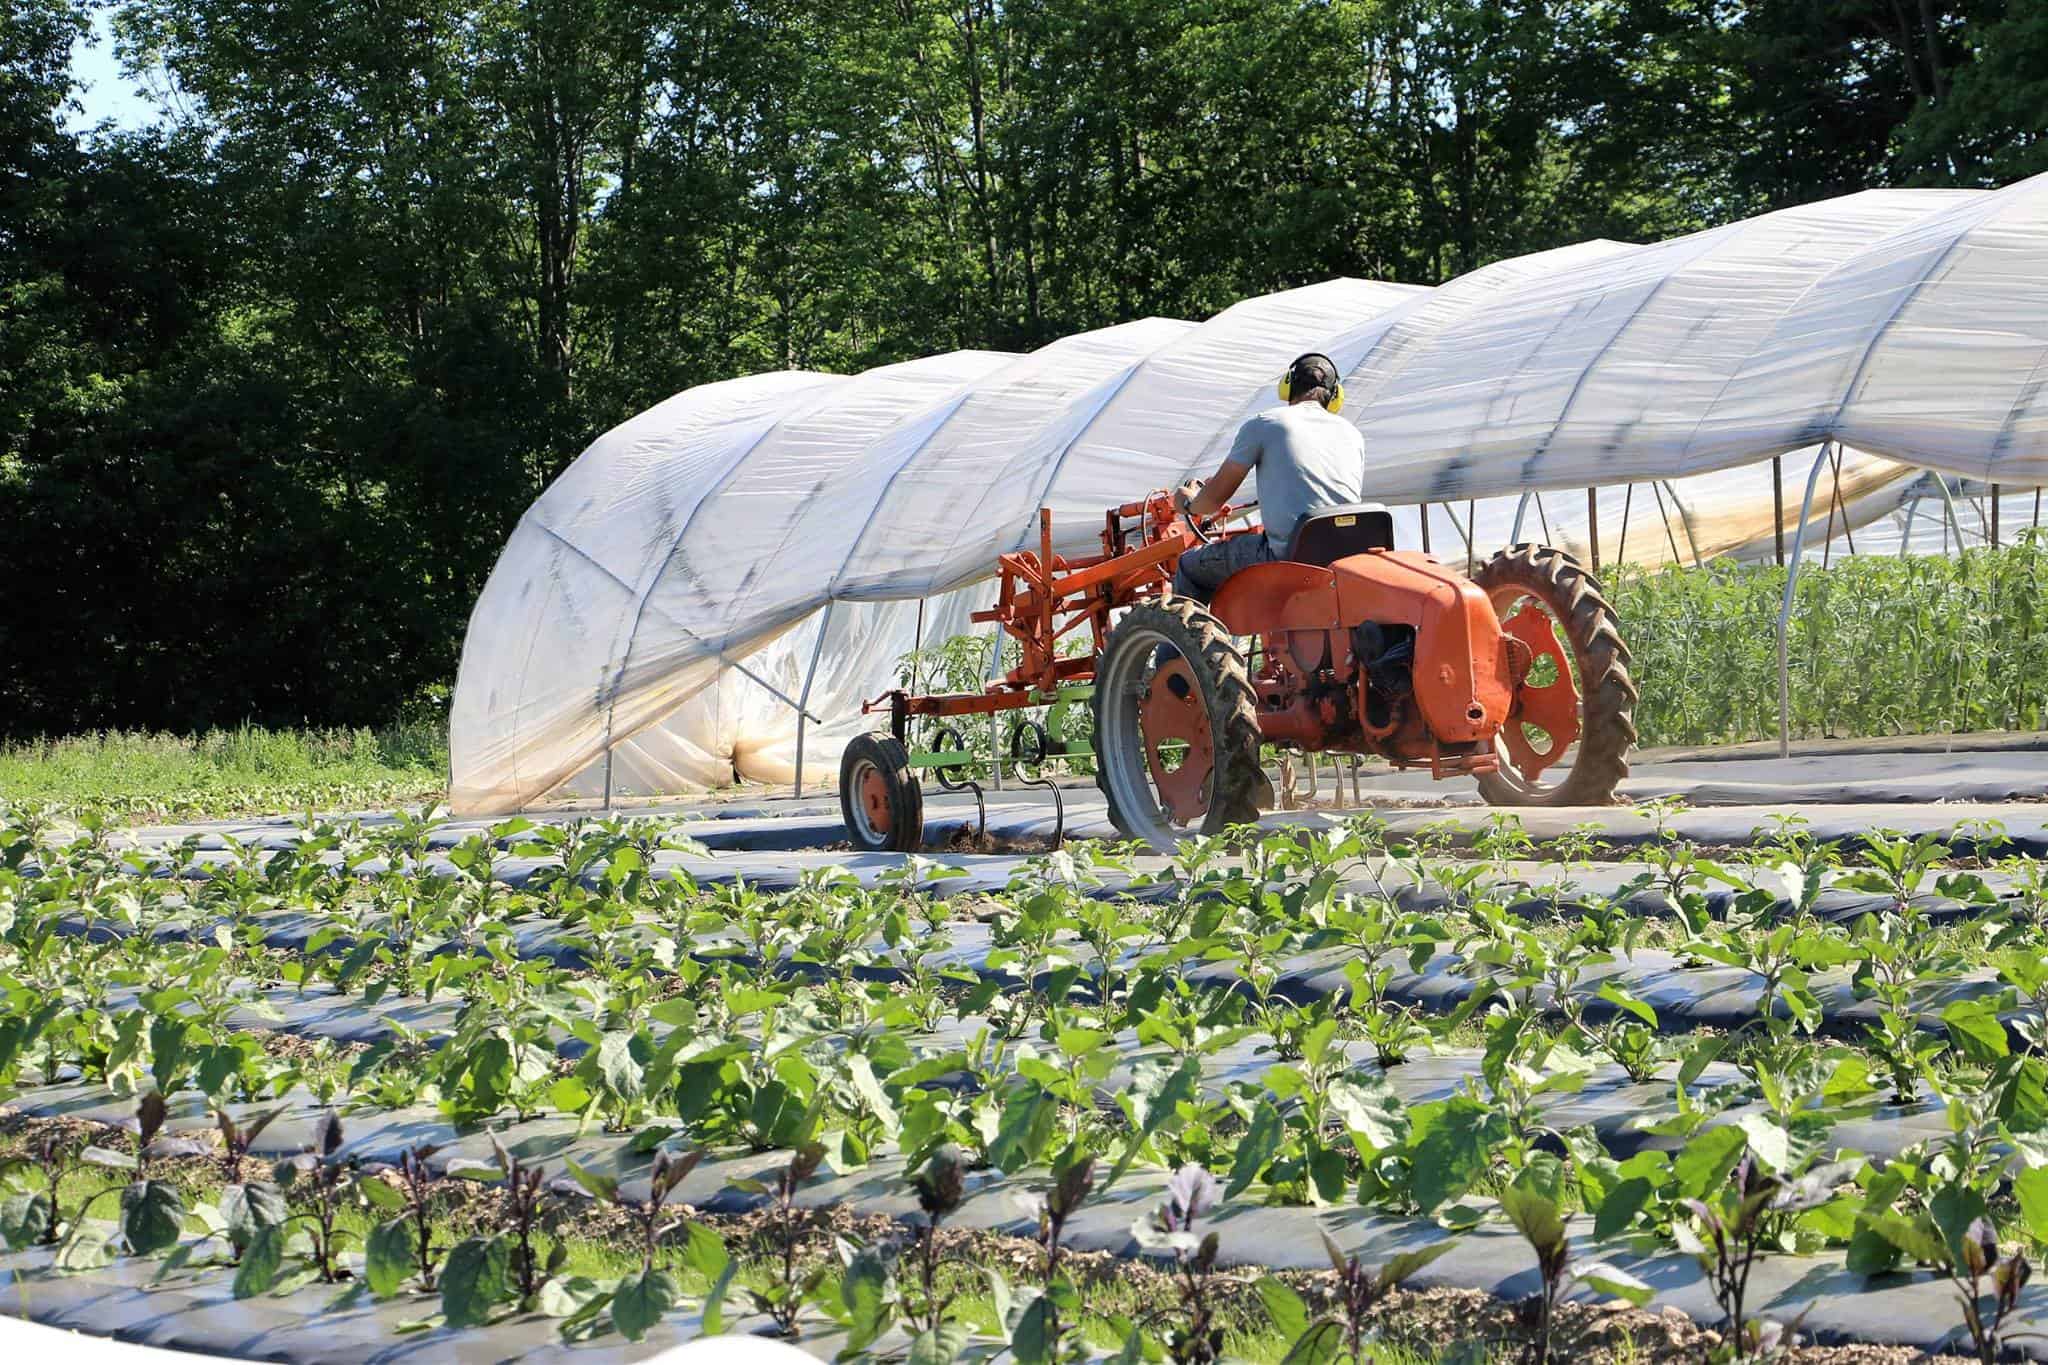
left=1661, top=479, right=1705, bottom=568
left=1777, top=451, right=1831, bottom=758
left=1933, top=471, right=1966, bottom=549
left=791, top=601, right=836, bottom=797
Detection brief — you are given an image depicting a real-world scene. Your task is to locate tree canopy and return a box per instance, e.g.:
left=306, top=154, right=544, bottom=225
left=0, top=0, right=2035, bottom=734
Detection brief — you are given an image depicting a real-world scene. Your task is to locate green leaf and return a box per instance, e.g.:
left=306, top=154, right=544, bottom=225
left=1226, top=1101, right=1284, bottom=1200
left=610, top=1266, right=679, bottom=1342
left=1864, top=1211, right=1948, bottom=1267
left=702, top=1256, right=736, bottom=1336
left=1678, top=1034, right=1726, bottom=1087
left=1575, top=1261, right=1655, bottom=1307
left=1596, top=981, right=1658, bottom=1027
left=988, top=1084, right=1055, bottom=1174
left=359, top=1176, right=405, bottom=1211
left=1328, top=1073, right=1408, bottom=1151
left=1407, top=1096, right=1506, bottom=1214
left=592, top=1031, right=644, bottom=1101
left=120, top=1179, right=186, bottom=1256
left=220, top=1182, right=287, bottom=1250
left=55, top=1223, right=112, bottom=1272
left=1103, top=1056, right=1202, bottom=1195
left=841, top=1244, right=892, bottom=1352
left=1010, top=1295, right=1053, bottom=1365
left=0, top=1190, right=50, bottom=1249
left=440, top=1235, right=511, bottom=1328
left=1278, top=1321, right=1343, bottom=1365
left=1500, top=1179, right=1566, bottom=1257
left=2014, top=1166, right=2048, bottom=1244
left=1942, top=998, right=2010, bottom=1064
left=1673, top=1125, right=1747, bottom=1199
left=365, top=1217, right=414, bottom=1298
left=1734, top=1114, right=1792, bottom=1174
left=1376, top=1240, right=1456, bottom=1290
left=1999, top=1056, right=2048, bottom=1131
left=1255, top=1275, right=1310, bottom=1342
left=681, top=1220, right=729, bottom=1281
left=1593, top=1177, right=1654, bottom=1240
left=561, top=1156, right=618, bottom=1203
left=1930, top=1184, right=1990, bottom=1270
left=536, top=1274, right=608, bottom=1318
left=233, top=1224, right=283, bottom=1298
left=909, top=1323, right=972, bottom=1365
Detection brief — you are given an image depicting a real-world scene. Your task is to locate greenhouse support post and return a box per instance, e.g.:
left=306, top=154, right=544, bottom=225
left=1777, top=452, right=1831, bottom=758
left=1510, top=491, right=1532, bottom=543
left=791, top=601, right=835, bottom=798
left=1832, top=445, right=1856, bottom=557
left=1992, top=484, right=2001, bottom=546
left=602, top=751, right=614, bottom=812
left=1772, top=456, right=1785, bottom=566
left=1615, top=484, right=1633, bottom=566
left=987, top=628, right=1004, bottom=791
left=1586, top=487, right=1600, bottom=571
left=1419, top=502, right=1432, bottom=554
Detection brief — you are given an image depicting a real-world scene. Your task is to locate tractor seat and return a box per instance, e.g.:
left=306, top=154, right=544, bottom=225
left=1285, top=503, right=1396, bottom=565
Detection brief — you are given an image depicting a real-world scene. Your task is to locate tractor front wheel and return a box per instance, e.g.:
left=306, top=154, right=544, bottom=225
left=1092, top=599, right=1265, bottom=849
left=840, top=733, right=924, bottom=852
left=1471, top=545, right=1637, bottom=807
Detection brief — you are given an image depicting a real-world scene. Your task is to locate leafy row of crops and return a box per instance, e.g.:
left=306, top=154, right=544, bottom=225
left=4, top=801, right=2048, bottom=1359
left=1608, top=536, right=2048, bottom=747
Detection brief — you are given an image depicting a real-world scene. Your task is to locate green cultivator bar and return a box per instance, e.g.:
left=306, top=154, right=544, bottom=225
left=891, top=683, right=1093, bottom=846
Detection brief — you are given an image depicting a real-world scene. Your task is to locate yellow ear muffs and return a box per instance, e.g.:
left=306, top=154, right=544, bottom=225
left=1278, top=368, right=1343, bottom=412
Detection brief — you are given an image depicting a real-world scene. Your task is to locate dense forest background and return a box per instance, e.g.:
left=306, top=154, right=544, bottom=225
left=2, top=0, right=2044, bottom=735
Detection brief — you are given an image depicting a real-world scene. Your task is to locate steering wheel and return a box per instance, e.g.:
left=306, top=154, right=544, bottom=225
left=1182, top=507, right=1213, bottom=545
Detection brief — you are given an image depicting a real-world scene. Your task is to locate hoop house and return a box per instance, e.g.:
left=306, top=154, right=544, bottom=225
left=453, top=175, right=2048, bottom=814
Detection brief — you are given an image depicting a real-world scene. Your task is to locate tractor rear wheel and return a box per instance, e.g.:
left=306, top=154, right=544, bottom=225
left=1092, top=599, right=1265, bottom=849
left=840, top=733, right=924, bottom=852
left=1470, top=545, right=1637, bottom=807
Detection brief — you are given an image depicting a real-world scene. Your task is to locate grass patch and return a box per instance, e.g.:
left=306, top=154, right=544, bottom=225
left=0, top=722, right=446, bottom=822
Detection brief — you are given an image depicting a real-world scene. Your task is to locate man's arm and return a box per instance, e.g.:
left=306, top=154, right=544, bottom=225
left=1175, top=460, right=1249, bottom=518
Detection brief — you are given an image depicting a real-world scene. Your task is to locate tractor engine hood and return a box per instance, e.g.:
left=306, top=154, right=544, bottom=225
left=1208, top=550, right=1511, bottom=744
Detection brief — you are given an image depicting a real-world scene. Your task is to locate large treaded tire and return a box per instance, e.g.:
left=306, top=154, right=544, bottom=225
left=1471, top=545, right=1637, bottom=808
left=1092, top=599, right=1265, bottom=847
left=840, top=733, right=924, bottom=852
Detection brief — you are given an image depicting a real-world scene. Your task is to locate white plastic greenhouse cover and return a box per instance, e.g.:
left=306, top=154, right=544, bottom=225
left=452, top=174, right=2048, bottom=815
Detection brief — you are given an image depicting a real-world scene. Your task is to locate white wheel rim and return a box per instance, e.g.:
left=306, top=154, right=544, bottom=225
left=1097, top=624, right=1203, bottom=851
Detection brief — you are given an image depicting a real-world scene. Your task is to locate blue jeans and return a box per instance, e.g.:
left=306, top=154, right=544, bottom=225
left=1172, top=532, right=1277, bottom=605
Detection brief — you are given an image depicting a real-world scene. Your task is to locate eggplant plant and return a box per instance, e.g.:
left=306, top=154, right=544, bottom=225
left=1499, top=1154, right=1653, bottom=1365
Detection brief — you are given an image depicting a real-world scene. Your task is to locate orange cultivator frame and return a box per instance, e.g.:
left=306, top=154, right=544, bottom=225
left=863, top=493, right=1198, bottom=740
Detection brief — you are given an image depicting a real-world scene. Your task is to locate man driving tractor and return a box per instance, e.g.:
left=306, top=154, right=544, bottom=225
left=1169, top=351, right=1367, bottom=601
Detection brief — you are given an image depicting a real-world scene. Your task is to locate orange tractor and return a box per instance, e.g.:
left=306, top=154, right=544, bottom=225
left=840, top=493, right=1637, bottom=852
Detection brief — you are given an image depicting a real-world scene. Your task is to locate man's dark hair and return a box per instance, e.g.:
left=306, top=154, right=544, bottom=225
left=1287, top=352, right=1338, bottom=407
